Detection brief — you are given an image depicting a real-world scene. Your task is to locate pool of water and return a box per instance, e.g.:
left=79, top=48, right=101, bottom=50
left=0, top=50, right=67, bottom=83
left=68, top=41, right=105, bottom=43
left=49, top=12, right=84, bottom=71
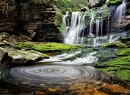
left=0, top=64, right=130, bottom=95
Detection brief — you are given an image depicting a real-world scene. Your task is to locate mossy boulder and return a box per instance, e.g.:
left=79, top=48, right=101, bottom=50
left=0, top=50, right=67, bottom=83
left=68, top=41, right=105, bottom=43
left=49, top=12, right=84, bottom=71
left=98, top=66, right=130, bottom=83
left=97, top=56, right=130, bottom=66
left=19, top=42, right=81, bottom=52
left=95, top=47, right=130, bottom=84
left=103, top=41, right=128, bottom=48
left=116, top=70, right=130, bottom=82
left=115, top=48, right=130, bottom=56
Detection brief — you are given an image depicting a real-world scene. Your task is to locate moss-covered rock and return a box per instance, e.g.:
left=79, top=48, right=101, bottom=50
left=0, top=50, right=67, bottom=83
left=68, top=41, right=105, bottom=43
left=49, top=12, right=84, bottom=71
left=19, top=42, right=81, bottom=52
left=95, top=48, right=130, bottom=84
left=115, top=48, right=130, bottom=56
left=108, top=0, right=122, bottom=5
left=116, top=70, right=130, bottom=82
left=99, top=56, right=130, bottom=66
left=103, top=41, right=128, bottom=48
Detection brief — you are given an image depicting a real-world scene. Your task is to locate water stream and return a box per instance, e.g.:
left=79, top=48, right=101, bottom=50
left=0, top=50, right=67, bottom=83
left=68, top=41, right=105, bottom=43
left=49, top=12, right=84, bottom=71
left=63, top=0, right=127, bottom=46
left=0, top=0, right=129, bottom=94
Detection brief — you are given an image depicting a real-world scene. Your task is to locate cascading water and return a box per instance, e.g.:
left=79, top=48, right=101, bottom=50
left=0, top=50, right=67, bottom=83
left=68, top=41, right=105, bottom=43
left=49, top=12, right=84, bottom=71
left=107, top=6, right=116, bottom=32
left=63, top=0, right=127, bottom=46
left=63, top=11, right=70, bottom=36
left=111, top=0, right=126, bottom=28
left=64, top=11, right=87, bottom=44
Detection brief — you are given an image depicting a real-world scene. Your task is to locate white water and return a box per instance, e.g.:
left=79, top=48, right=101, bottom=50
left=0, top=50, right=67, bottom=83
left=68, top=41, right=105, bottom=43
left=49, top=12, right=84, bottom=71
left=96, top=19, right=100, bottom=36
left=38, top=51, right=98, bottom=65
left=111, top=0, right=126, bottom=27
left=64, top=12, right=87, bottom=44
left=63, top=0, right=127, bottom=46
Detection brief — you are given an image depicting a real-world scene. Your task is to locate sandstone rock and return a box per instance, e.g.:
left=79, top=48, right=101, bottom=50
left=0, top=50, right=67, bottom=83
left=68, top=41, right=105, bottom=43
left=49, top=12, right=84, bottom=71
left=9, top=49, right=45, bottom=64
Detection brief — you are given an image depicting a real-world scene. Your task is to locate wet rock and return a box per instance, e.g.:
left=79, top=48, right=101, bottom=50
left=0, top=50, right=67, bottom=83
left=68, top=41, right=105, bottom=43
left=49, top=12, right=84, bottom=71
left=6, top=48, right=47, bottom=64
left=0, top=47, right=12, bottom=71
left=103, top=41, right=128, bottom=48
left=96, top=49, right=116, bottom=61
left=0, top=40, right=49, bottom=65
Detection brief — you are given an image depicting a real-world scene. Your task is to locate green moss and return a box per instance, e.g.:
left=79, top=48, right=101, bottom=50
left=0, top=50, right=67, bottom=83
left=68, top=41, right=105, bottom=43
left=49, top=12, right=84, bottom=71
left=103, top=41, right=128, bottom=48
left=108, top=0, right=122, bottom=4
left=103, top=7, right=109, bottom=18
left=99, top=56, right=130, bottom=66
left=115, top=48, right=130, bottom=56
left=54, top=12, right=63, bottom=26
left=42, top=54, right=50, bottom=58
left=19, top=43, right=34, bottom=49
left=98, top=67, right=119, bottom=77
left=19, top=42, right=80, bottom=52
left=116, top=70, right=130, bottom=82
left=98, top=67, right=130, bottom=83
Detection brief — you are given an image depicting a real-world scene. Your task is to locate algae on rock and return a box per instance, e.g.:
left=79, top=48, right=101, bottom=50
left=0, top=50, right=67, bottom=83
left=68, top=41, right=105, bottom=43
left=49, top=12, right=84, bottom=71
left=19, top=42, right=81, bottom=52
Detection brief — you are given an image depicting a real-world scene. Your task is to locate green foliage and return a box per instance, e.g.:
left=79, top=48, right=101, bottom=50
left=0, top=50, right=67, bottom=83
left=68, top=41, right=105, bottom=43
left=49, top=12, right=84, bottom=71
left=103, top=7, right=109, bottom=18
left=30, top=0, right=88, bottom=12
left=53, top=0, right=88, bottom=12
left=58, top=23, right=66, bottom=36
left=108, top=0, right=122, bottom=4
left=19, top=42, right=80, bottom=52
left=54, top=12, right=63, bottom=26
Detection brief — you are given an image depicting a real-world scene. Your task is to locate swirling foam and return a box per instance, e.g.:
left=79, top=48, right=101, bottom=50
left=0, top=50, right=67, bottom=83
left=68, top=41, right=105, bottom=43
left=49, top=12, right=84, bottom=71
left=2, top=65, right=112, bottom=88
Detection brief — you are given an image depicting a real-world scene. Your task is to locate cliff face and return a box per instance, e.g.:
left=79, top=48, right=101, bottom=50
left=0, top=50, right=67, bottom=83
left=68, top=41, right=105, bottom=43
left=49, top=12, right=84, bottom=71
left=0, top=0, right=63, bottom=42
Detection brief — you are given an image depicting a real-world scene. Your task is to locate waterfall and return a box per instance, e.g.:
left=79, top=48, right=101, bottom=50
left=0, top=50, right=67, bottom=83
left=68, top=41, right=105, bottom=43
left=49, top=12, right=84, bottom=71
left=63, top=0, right=127, bottom=46
left=107, top=6, right=116, bottom=32
left=64, top=12, right=87, bottom=44
left=89, top=11, right=95, bottom=37
left=96, top=19, right=100, bottom=36
left=111, top=0, right=126, bottom=28
left=63, top=11, right=70, bottom=36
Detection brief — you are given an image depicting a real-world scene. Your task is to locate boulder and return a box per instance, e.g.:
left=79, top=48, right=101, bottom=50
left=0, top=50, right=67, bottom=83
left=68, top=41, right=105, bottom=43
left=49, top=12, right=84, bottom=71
left=9, top=49, right=46, bottom=64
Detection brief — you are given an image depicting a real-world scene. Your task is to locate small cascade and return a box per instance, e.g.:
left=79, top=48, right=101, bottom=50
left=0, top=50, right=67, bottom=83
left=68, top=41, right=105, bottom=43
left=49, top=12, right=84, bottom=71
left=64, top=12, right=87, bottom=44
left=89, top=11, right=96, bottom=37
left=96, top=19, right=100, bottom=36
left=63, top=0, right=127, bottom=46
left=38, top=51, right=98, bottom=65
left=111, top=0, right=126, bottom=29
left=107, top=6, right=116, bottom=32
left=63, top=11, right=70, bottom=36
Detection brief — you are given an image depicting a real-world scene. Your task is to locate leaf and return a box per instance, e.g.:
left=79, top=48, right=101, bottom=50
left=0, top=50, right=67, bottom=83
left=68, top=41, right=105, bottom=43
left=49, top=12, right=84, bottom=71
left=22, top=82, right=30, bottom=84
left=48, top=88, right=57, bottom=92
